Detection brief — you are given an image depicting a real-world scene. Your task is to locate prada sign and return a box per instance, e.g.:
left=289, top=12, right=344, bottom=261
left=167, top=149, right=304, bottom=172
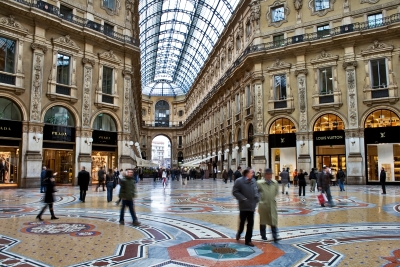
left=43, top=125, right=75, bottom=142
left=365, top=126, right=400, bottom=144
left=92, top=130, right=117, bottom=146
left=269, top=133, right=296, bottom=148
left=0, top=119, right=22, bottom=138
left=313, top=130, right=345, bottom=146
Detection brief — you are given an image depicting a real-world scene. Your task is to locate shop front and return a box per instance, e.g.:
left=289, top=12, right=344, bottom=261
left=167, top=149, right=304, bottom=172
left=313, top=114, right=346, bottom=175
left=268, top=118, right=297, bottom=180
left=91, top=113, right=117, bottom=183
left=364, top=109, right=400, bottom=184
left=0, top=97, right=22, bottom=185
left=42, top=106, right=76, bottom=185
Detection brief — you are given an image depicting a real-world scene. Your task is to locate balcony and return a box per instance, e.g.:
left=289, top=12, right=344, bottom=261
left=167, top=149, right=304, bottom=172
left=312, top=92, right=342, bottom=110
left=363, top=87, right=398, bottom=106
left=319, top=94, right=334, bottom=104
left=0, top=72, right=16, bottom=85
left=55, top=85, right=71, bottom=96
left=245, top=105, right=254, bottom=119
left=235, top=113, right=240, bottom=123
left=36, top=0, right=59, bottom=16
left=268, top=97, right=294, bottom=115
left=102, top=94, right=114, bottom=104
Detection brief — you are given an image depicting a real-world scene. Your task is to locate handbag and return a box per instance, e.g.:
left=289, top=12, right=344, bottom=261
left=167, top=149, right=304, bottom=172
left=317, top=193, right=328, bottom=205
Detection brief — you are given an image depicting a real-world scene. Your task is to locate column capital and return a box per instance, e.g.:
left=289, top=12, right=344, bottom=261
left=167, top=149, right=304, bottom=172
left=343, top=61, right=358, bottom=69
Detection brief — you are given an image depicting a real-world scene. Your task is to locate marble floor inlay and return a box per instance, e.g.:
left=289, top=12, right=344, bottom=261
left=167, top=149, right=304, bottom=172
left=0, top=180, right=399, bottom=266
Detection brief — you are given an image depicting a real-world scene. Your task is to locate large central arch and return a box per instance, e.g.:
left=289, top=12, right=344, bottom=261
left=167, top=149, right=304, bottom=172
left=151, top=134, right=172, bottom=168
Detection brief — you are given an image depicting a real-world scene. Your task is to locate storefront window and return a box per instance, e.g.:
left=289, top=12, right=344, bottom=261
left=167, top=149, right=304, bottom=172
left=93, top=113, right=117, bottom=132
left=44, top=106, right=74, bottom=126
left=364, top=109, right=400, bottom=128
left=269, top=118, right=296, bottom=134
left=42, top=150, right=74, bottom=184
left=314, top=114, right=344, bottom=131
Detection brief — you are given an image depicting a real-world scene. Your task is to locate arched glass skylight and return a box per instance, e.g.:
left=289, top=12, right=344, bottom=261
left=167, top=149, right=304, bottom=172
left=139, top=0, right=240, bottom=96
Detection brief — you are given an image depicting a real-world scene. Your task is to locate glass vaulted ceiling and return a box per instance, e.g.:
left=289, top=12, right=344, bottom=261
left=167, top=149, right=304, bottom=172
left=139, top=0, right=240, bottom=96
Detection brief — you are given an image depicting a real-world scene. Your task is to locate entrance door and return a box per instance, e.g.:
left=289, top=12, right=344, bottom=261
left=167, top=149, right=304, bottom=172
left=316, top=155, right=346, bottom=174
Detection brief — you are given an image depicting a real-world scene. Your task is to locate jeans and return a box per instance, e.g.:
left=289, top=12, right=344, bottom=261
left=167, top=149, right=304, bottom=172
left=171, top=174, right=175, bottom=181
left=281, top=183, right=289, bottom=194
left=298, top=185, right=305, bottom=196
left=339, top=180, right=345, bottom=191
left=96, top=181, right=105, bottom=191
left=310, top=179, right=316, bottom=192
left=135, top=175, right=139, bottom=183
left=238, top=211, right=254, bottom=243
left=120, top=199, right=138, bottom=223
left=106, top=183, right=113, bottom=202
left=40, top=185, right=47, bottom=193
left=80, top=189, right=87, bottom=202
left=260, top=224, right=278, bottom=240
left=229, top=175, right=232, bottom=182
left=322, top=186, right=334, bottom=206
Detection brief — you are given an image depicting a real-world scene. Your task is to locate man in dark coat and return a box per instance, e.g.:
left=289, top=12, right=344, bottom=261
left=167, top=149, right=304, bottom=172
left=78, top=166, right=90, bottom=202
left=228, top=168, right=233, bottom=182
left=234, top=166, right=242, bottom=181
left=317, top=166, right=335, bottom=207
left=40, top=166, right=47, bottom=193
left=96, top=167, right=105, bottom=191
left=380, top=167, right=386, bottom=194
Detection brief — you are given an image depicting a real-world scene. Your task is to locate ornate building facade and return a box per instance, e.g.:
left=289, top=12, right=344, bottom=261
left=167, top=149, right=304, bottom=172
left=0, top=0, right=141, bottom=187
left=143, top=0, right=400, bottom=185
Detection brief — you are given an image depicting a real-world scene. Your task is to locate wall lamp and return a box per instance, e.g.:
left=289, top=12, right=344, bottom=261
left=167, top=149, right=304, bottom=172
left=234, top=146, right=239, bottom=151
left=300, top=141, right=305, bottom=147
left=350, top=138, right=355, bottom=146
left=134, top=142, right=140, bottom=147
left=218, top=150, right=222, bottom=155
left=253, top=142, right=261, bottom=150
left=125, top=141, right=134, bottom=147
left=84, top=137, right=94, bottom=146
left=33, top=133, right=43, bottom=143
left=246, top=144, right=251, bottom=148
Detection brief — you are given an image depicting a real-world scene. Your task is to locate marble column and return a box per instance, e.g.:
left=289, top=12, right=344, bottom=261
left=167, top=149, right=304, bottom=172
left=252, top=72, right=266, bottom=170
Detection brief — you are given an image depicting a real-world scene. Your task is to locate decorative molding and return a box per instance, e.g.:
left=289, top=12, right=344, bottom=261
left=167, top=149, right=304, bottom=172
left=310, top=50, right=339, bottom=67
left=266, top=0, right=290, bottom=28
left=361, top=40, right=393, bottom=56
left=267, top=59, right=292, bottom=72
left=0, top=15, right=28, bottom=35
left=360, top=0, right=380, bottom=3
left=98, top=50, right=122, bottom=64
left=82, top=66, right=93, bottom=128
left=294, top=0, right=303, bottom=10
left=52, top=35, right=80, bottom=52
left=82, top=57, right=96, bottom=67
left=122, top=70, right=133, bottom=76
left=31, top=42, right=48, bottom=54
left=342, top=61, right=358, bottom=69
left=30, top=53, right=44, bottom=121
left=123, top=76, right=131, bottom=133
left=295, top=68, right=308, bottom=76
left=346, top=69, right=358, bottom=127
left=100, top=0, right=121, bottom=16
left=308, top=0, right=336, bottom=17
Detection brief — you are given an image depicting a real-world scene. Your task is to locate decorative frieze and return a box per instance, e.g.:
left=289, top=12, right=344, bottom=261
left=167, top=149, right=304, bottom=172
left=82, top=65, right=93, bottom=128
left=31, top=43, right=48, bottom=54
left=30, top=53, right=44, bottom=122
left=0, top=15, right=28, bottom=35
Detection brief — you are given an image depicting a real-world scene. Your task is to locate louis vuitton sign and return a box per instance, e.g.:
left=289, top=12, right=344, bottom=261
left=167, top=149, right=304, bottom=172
left=0, top=120, right=22, bottom=139
left=313, top=130, right=345, bottom=146
left=365, top=126, right=400, bottom=144
left=269, top=133, right=296, bottom=148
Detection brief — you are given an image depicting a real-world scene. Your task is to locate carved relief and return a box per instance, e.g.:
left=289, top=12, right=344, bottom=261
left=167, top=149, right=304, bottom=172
left=31, top=43, right=48, bottom=54
left=30, top=54, right=44, bottom=121
left=266, top=0, right=290, bottom=28
left=98, top=50, right=122, bottom=64
left=294, top=0, right=303, bottom=10
left=52, top=35, right=80, bottom=51
left=360, top=0, right=380, bottom=3
left=123, top=76, right=131, bottom=132
left=82, top=57, right=95, bottom=67
left=82, top=66, right=92, bottom=127
left=297, top=73, right=308, bottom=131
left=0, top=15, right=28, bottom=35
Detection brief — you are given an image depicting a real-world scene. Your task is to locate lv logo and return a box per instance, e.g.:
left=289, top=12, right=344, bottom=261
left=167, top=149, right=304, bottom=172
left=380, top=132, right=386, bottom=138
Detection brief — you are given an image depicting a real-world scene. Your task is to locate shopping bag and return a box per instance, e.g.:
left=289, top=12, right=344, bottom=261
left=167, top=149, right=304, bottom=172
left=317, top=193, right=326, bottom=205
left=115, top=184, right=121, bottom=195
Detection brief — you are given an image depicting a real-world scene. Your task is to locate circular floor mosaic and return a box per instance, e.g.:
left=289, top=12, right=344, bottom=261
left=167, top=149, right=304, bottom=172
left=21, top=222, right=101, bottom=237
left=188, top=242, right=261, bottom=261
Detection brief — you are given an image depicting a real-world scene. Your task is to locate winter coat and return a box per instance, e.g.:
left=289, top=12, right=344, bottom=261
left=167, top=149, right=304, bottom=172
left=279, top=171, right=290, bottom=183
left=337, top=170, right=346, bottom=182
left=98, top=169, right=105, bottom=182
left=228, top=169, right=233, bottom=178
left=232, top=177, right=259, bottom=211
left=234, top=170, right=242, bottom=180
left=119, top=176, right=136, bottom=199
left=40, top=170, right=46, bottom=185
left=380, top=170, right=386, bottom=183
left=77, top=170, right=90, bottom=191
left=298, top=173, right=307, bottom=186
left=222, top=171, right=228, bottom=180
left=43, top=177, right=56, bottom=203
left=317, top=171, right=332, bottom=189
left=257, top=179, right=279, bottom=226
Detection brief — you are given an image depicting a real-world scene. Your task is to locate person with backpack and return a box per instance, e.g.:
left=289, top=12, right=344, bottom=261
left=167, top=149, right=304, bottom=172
left=337, top=168, right=346, bottom=192
left=36, top=169, right=58, bottom=221
left=234, top=166, right=242, bottom=181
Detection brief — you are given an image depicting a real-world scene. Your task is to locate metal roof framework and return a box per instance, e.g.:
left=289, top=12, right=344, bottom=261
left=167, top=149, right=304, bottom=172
left=139, top=0, right=240, bottom=96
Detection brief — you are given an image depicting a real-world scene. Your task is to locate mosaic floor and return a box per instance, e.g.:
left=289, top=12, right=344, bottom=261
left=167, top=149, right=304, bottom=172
left=1, top=179, right=399, bottom=267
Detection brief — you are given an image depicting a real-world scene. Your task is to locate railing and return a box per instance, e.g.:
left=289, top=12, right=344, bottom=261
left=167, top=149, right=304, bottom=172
left=273, top=100, right=287, bottom=109
left=0, top=73, right=16, bottom=85
left=319, top=94, right=335, bottom=104
left=10, top=0, right=138, bottom=45
left=56, top=85, right=71, bottom=96
left=371, top=88, right=389, bottom=99
left=102, top=94, right=114, bottom=104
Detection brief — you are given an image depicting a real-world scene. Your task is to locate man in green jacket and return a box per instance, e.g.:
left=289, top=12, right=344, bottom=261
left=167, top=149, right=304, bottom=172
left=257, top=168, right=279, bottom=242
left=119, top=169, right=140, bottom=226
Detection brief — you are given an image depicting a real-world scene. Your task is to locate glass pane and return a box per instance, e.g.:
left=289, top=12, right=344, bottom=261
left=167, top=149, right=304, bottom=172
left=44, top=106, right=74, bottom=126
left=272, top=6, right=284, bottom=22
left=0, top=97, right=21, bottom=121
left=274, top=75, right=287, bottom=100
left=102, top=67, right=113, bottom=94
left=93, top=113, right=116, bottom=131
left=315, top=0, right=330, bottom=11
left=57, top=54, right=70, bottom=85
left=368, top=13, right=383, bottom=28
left=314, top=114, right=345, bottom=131
left=370, top=59, right=387, bottom=89
left=319, top=67, right=333, bottom=94
left=0, top=37, right=16, bottom=73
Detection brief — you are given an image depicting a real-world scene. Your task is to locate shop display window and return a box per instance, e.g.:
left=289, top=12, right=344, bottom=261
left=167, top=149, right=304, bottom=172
left=0, top=149, right=19, bottom=184
left=367, top=144, right=400, bottom=182
left=269, top=118, right=296, bottom=134
left=42, top=150, right=74, bottom=184
left=364, top=109, right=400, bottom=128
left=91, top=152, right=115, bottom=183
left=314, top=114, right=344, bottom=131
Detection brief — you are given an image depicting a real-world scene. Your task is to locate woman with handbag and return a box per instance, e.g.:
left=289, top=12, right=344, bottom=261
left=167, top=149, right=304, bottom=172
left=106, top=169, right=115, bottom=203
left=36, top=169, right=58, bottom=221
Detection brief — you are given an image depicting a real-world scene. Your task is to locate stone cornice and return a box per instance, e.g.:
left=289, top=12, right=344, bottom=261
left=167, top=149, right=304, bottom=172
left=31, top=42, right=48, bottom=54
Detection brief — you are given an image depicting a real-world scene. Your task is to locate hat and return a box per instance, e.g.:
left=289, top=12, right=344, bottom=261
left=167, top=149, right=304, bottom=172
left=264, top=168, right=273, bottom=174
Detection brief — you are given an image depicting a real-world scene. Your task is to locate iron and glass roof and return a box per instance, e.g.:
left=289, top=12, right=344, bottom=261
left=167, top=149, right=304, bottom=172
left=139, top=0, right=240, bottom=96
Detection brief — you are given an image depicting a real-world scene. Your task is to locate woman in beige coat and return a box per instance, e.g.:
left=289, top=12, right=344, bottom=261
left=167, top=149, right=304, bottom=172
left=257, top=168, right=279, bottom=242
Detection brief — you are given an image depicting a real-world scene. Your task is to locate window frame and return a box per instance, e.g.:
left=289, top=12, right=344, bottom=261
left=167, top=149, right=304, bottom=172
left=273, top=74, right=287, bottom=100
left=317, top=24, right=330, bottom=38
left=0, top=36, right=17, bottom=74
left=273, top=34, right=285, bottom=47
left=367, top=13, right=383, bottom=28
left=318, top=67, right=334, bottom=95
left=56, top=53, right=71, bottom=86
left=369, top=58, right=388, bottom=89
left=102, top=65, right=114, bottom=95
left=267, top=1, right=290, bottom=27
left=103, top=0, right=115, bottom=10
left=271, top=6, right=285, bottom=22
left=314, top=0, right=330, bottom=11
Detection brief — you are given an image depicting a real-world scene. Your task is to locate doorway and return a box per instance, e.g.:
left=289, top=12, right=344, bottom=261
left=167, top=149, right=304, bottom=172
left=151, top=135, right=172, bottom=168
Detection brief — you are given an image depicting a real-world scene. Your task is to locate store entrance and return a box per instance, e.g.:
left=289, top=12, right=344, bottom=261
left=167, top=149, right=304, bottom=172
left=91, top=150, right=116, bottom=184
left=42, top=149, right=74, bottom=184
left=0, top=146, right=19, bottom=184
left=315, top=145, right=346, bottom=175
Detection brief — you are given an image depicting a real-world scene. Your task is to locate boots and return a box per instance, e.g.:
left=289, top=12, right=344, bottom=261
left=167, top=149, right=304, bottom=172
left=271, top=226, right=279, bottom=243
left=260, top=225, right=267, bottom=240
left=50, top=208, right=59, bottom=220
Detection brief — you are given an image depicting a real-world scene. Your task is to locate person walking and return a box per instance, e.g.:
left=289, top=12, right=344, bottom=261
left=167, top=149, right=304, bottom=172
left=222, top=169, right=228, bottom=184
left=106, top=168, right=115, bottom=202
left=380, top=167, right=386, bottom=194
left=279, top=168, right=290, bottom=195
left=317, top=166, right=335, bottom=207
left=234, top=166, right=242, bottom=181
left=96, top=167, right=105, bottom=192
left=337, top=168, right=346, bottom=192
left=298, top=169, right=307, bottom=198
left=36, top=169, right=58, bottom=221
left=40, top=166, right=47, bottom=193
left=162, top=168, right=167, bottom=188
left=309, top=168, right=317, bottom=193
left=77, top=166, right=90, bottom=202
left=228, top=168, right=233, bottom=183
left=257, top=168, right=279, bottom=242
left=293, top=169, right=298, bottom=187
left=232, top=168, right=259, bottom=247
left=119, top=169, right=140, bottom=226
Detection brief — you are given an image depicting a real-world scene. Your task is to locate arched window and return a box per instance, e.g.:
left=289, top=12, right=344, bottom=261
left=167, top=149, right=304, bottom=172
left=0, top=97, right=22, bottom=121
left=93, top=113, right=116, bottom=132
left=364, top=109, right=400, bottom=128
left=313, top=114, right=344, bottom=131
left=44, top=106, right=74, bottom=126
left=155, top=100, right=170, bottom=127
left=269, top=118, right=296, bottom=134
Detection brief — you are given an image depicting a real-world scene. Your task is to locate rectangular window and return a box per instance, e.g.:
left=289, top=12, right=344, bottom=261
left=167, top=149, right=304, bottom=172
left=315, top=0, right=330, bottom=11
left=0, top=37, right=16, bottom=73
left=317, top=24, right=330, bottom=38
left=319, top=67, right=333, bottom=95
left=274, top=75, right=287, bottom=100
left=370, top=59, right=387, bottom=89
left=102, top=66, right=113, bottom=94
left=273, top=34, right=284, bottom=47
left=368, top=13, right=383, bottom=28
left=236, top=94, right=240, bottom=113
left=246, top=86, right=252, bottom=107
left=60, top=5, right=73, bottom=20
left=56, top=53, right=70, bottom=85
left=104, top=23, right=114, bottom=37
left=178, top=136, right=182, bottom=146
left=271, top=6, right=285, bottom=22
left=103, top=0, right=115, bottom=10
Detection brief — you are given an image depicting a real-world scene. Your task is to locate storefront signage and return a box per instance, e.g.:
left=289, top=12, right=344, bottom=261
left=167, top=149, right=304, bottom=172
left=365, top=126, right=400, bottom=144
left=313, top=130, right=345, bottom=146
left=269, top=133, right=296, bottom=148
left=43, top=125, right=75, bottom=142
left=92, top=130, right=117, bottom=146
left=0, top=119, right=22, bottom=139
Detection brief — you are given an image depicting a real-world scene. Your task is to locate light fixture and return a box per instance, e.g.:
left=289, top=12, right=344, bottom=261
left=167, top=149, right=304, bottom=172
left=207, top=153, right=211, bottom=156
left=225, top=149, right=230, bottom=153
left=300, top=141, right=305, bottom=147
left=350, top=137, right=355, bottom=146
left=125, top=140, right=134, bottom=147
left=218, top=151, right=222, bottom=155
left=234, top=146, right=239, bottom=151
left=33, top=133, right=43, bottom=143
left=254, top=142, right=261, bottom=150
left=246, top=144, right=251, bottom=148
left=134, top=142, right=140, bottom=147
left=212, top=152, right=216, bottom=155
left=85, top=137, right=94, bottom=146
